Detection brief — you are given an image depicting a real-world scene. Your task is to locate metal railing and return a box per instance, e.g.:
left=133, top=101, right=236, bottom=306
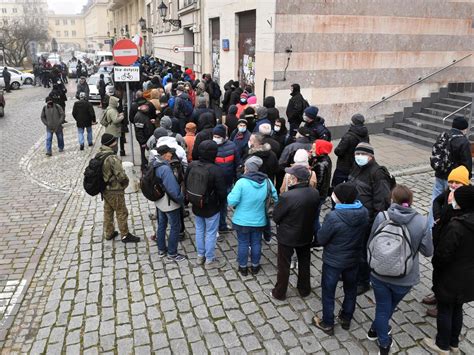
left=442, top=95, right=474, bottom=143
left=369, top=54, right=472, bottom=109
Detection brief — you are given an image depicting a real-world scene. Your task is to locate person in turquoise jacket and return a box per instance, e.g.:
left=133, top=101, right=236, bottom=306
left=228, top=156, right=278, bottom=276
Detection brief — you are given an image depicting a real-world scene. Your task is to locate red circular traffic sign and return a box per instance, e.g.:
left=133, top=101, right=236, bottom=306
left=112, top=39, right=139, bottom=66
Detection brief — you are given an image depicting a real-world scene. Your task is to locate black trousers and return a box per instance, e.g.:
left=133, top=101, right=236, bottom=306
left=272, top=243, right=311, bottom=300
left=120, top=132, right=126, bottom=154
left=436, top=301, right=463, bottom=350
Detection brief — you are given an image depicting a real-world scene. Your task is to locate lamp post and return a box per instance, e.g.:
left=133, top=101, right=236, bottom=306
left=138, top=17, right=154, bottom=55
left=158, top=0, right=181, bottom=28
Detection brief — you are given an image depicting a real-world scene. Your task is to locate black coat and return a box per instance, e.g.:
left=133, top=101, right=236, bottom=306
left=133, top=111, right=155, bottom=145
left=304, top=117, right=331, bottom=141
left=262, top=135, right=281, bottom=158
left=348, top=160, right=391, bottom=222
left=192, top=113, right=216, bottom=160
left=230, top=87, right=243, bottom=107
left=242, top=143, right=279, bottom=181
left=72, top=100, right=96, bottom=128
left=310, top=154, right=332, bottom=199
left=286, top=84, right=306, bottom=125
left=435, top=128, right=472, bottom=180
left=432, top=212, right=474, bottom=304
left=273, top=184, right=320, bottom=247
left=334, top=125, right=370, bottom=174
left=222, top=80, right=234, bottom=113
left=129, top=97, right=148, bottom=123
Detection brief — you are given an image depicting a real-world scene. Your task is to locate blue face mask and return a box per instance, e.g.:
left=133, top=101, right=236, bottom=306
left=355, top=155, right=369, bottom=167
left=238, top=127, right=246, bottom=133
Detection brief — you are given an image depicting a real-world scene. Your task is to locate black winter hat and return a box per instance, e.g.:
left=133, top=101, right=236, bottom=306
left=454, top=185, right=474, bottom=211
left=101, top=133, right=117, bottom=146
left=452, top=117, right=469, bottom=130
left=334, top=183, right=358, bottom=204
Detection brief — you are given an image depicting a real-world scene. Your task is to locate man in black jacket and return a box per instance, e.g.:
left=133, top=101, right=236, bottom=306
left=333, top=114, right=370, bottom=187
left=133, top=104, right=156, bottom=172
left=268, top=165, right=320, bottom=301
left=242, top=133, right=279, bottom=182
left=348, top=142, right=391, bottom=294
left=174, top=85, right=193, bottom=134
left=303, top=106, right=331, bottom=142
left=72, top=92, right=96, bottom=150
left=185, top=140, right=227, bottom=270
left=2, top=67, right=11, bottom=92
left=129, top=91, right=148, bottom=124
left=286, top=83, right=308, bottom=136
left=191, top=112, right=216, bottom=161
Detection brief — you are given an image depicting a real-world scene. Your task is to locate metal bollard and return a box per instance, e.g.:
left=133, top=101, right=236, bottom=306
left=122, top=161, right=140, bottom=194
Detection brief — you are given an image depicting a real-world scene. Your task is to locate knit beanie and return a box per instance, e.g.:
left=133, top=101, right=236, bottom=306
left=354, top=142, right=374, bottom=156
left=293, top=149, right=309, bottom=167
left=334, top=183, right=358, bottom=204
left=101, top=133, right=117, bottom=146
left=237, top=118, right=248, bottom=126
left=256, top=106, right=268, bottom=119
left=153, top=127, right=168, bottom=140
left=351, top=113, right=365, bottom=126
left=197, top=95, right=207, bottom=107
left=185, top=122, right=197, bottom=133
left=245, top=156, right=263, bottom=173
left=258, top=123, right=272, bottom=135
left=452, top=117, right=469, bottom=130
left=212, top=124, right=227, bottom=138
left=448, top=165, right=470, bottom=186
left=313, top=139, right=333, bottom=156
left=453, top=185, right=474, bottom=211
left=304, top=106, right=319, bottom=120
left=160, top=116, right=173, bottom=130
left=297, top=127, right=311, bottom=138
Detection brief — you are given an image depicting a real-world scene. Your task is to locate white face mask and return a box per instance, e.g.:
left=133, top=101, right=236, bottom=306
left=303, top=116, right=311, bottom=123
left=452, top=196, right=460, bottom=210
left=238, top=127, right=246, bottom=133
left=213, top=137, right=223, bottom=145
left=274, top=126, right=281, bottom=132
left=355, top=155, right=370, bottom=167
left=331, top=192, right=340, bottom=204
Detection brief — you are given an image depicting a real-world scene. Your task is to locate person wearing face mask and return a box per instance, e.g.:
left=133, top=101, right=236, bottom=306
left=423, top=185, right=474, bottom=355
left=422, top=165, right=471, bottom=318
left=224, top=105, right=239, bottom=134
left=303, top=106, right=332, bottom=142
left=212, top=124, right=241, bottom=233
left=230, top=118, right=251, bottom=157
left=348, top=142, right=392, bottom=295
left=98, top=133, right=139, bottom=244
left=241, top=133, right=279, bottom=182
left=236, top=93, right=249, bottom=117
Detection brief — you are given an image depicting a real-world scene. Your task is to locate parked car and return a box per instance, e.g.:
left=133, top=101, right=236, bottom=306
left=68, top=62, right=78, bottom=78
left=0, top=70, right=23, bottom=90
left=97, top=61, right=115, bottom=75
left=87, top=73, right=113, bottom=103
left=8, top=67, right=34, bottom=85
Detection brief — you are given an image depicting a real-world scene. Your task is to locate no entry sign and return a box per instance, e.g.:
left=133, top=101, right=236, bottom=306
left=112, top=39, right=139, bottom=66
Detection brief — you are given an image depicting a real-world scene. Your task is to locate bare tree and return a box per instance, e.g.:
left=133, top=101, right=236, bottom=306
left=0, top=21, right=48, bottom=67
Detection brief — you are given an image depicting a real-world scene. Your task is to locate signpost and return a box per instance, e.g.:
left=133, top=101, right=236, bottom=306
left=172, top=46, right=194, bottom=53
left=113, top=39, right=139, bottom=164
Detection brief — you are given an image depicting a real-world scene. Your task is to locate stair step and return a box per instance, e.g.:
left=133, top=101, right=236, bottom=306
left=423, top=107, right=467, bottom=119
left=440, top=97, right=472, bottom=107
left=432, top=102, right=471, bottom=112
left=448, top=92, right=474, bottom=102
left=384, top=128, right=436, bottom=147
left=403, top=117, right=451, bottom=133
left=394, top=122, right=441, bottom=140
left=413, top=112, right=454, bottom=124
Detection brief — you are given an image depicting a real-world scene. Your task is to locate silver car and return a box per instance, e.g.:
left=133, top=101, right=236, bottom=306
left=87, top=74, right=113, bottom=103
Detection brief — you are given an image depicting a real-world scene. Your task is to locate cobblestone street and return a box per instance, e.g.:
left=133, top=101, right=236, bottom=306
left=1, top=86, right=474, bottom=354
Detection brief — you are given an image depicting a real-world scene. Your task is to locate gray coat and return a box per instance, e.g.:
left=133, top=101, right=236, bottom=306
left=104, top=96, right=123, bottom=137
left=41, top=103, right=65, bottom=132
left=368, top=203, right=433, bottom=287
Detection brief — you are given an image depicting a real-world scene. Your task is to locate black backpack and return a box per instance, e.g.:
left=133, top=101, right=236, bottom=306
left=169, top=156, right=185, bottom=185
left=212, top=82, right=222, bottom=100
left=373, top=166, right=397, bottom=191
left=140, top=164, right=165, bottom=201
left=185, top=162, right=210, bottom=208
left=430, top=132, right=463, bottom=174
left=83, top=152, right=115, bottom=196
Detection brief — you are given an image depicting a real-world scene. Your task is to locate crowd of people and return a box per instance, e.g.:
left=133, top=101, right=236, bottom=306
left=39, top=56, right=474, bottom=354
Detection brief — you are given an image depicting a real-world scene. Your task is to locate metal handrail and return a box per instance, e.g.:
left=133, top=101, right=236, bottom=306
left=369, top=54, right=472, bottom=109
left=442, top=102, right=471, bottom=123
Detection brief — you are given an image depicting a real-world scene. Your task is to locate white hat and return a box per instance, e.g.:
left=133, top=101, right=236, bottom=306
left=293, top=149, right=309, bottom=167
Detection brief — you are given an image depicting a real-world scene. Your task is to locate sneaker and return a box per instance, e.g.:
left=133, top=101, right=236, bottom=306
left=422, top=293, right=437, bottom=305
left=426, top=307, right=438, bottom=318
left=263, top=288, right=285, bottom=302
left=312, top=316, right=334, bottom=336
left=158, top=250, right=167, bottom=258
left=80, top=145, right=84, bottom=151
left=148, top=213, right=157, bottom=220
left=204, top=258, right=226, bottom=270
left=250, top=265, right=261, bottom=275
left=88, top=143, right=93, bottom=147
left=121, top=233, right=140, bottom=243
left=217, top=232, right=224, bottom=242
left=378, top=338, right=392, bottom=355
left=290, top=260, right=297, bottom=270
left=422, top=338, right=449, bottom=355
left=337, top=312, right=351, bottom=330
left=105, top=231, right=118, bottom=240
left=46, top=151, right=52, bottom=156
left=357, top=284, right=371, bottom=296
left=195, top=255, right=205, bottom=266
left=238, top=266, right=248, bottom=276
left=167, top=253, right=187, bottom=263
left=219, top=225, right=233, bottom=233
left=367, top=325, right=392, bottom=341
left=263, top=235, right=273, bottom=245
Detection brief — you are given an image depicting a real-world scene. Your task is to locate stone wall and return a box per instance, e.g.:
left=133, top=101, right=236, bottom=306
left=270, top=0, right=474, bottom=127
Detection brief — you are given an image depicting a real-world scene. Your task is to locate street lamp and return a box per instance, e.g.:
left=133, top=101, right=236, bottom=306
left=138, top=17, right=154, bottom=33
left=120, top=27, right=124, bottom=36
left=158, top=1, right=181, bottom=28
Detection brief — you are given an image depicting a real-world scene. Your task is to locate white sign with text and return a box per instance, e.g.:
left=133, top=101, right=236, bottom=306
left=114, top=66, right=140, bottom=82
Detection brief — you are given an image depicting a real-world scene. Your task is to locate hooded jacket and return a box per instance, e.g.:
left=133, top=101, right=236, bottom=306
left=334, top=124, right=370, bottom=174
left=231, top=128, right=251, bottom=157
left=273, top=183, right=319, bottom=246
left=370, top=204, right=433, bottom=287
left=222, top=80, right=235, bottom=113
left=225, top=106, right=239, bottom=134
left=134, top=108, right=156, bottom=145
left=98, top=145, right=129, bottom=192
left=72, top=99, right=96, bottom=128
left=264, top=96, right=280, bottom=125
left=228, top=172, right=278, bottom=227
left=192, top=112, right=216, bottom=161
left=310, top=140, right=333, bottom=199
left=435, top=128, right=472, bottom=180
left=41, top=103, right=65, bottom=132
left=279, top=136, right=312, bottom=169
left=104, top=96, right=124, bottom=137
left=186, top=140, right=227, bottom=218
left=215, top=139, right=240, bottom=186
left=318, top=201, right=369, bottom=268
left=305, top=117, right=331, bottom=141
left=432, top=211, right=474, bottom=303
left=271, top=118, right=291, bottom=156
left=244, top=143, right=279, bottom=181
left=173, top=92, right=193, bottom=121
left=286, top=84, right=307, bottom=124
left=151, top=154, right=183, bottom=212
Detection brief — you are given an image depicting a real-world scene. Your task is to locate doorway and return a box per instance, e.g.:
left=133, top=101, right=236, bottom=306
left=238, top=10, right=256, bottom=90
left=210, top=18, right=220, bottom=84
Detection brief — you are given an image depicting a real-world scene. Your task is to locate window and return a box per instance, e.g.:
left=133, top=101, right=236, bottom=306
left=64, top=31, right=69, bottom=37
left=1, top=8, right=6, bottom=14
left=63, top=19, right=67, bottom=25
left=3, top=19, right=7, bottom=26
left=71, top=19, right=75, bottom=25
left=55, top=19, right=59, bottom=25
left=72, top=30, right=76, bottom=36
left=56, top=31, right=60, bottom=37
left=12, top=8, right=17, bottom=13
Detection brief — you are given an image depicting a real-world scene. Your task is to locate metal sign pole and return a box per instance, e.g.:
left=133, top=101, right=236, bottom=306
left=126, top=81, right=135, bottom=165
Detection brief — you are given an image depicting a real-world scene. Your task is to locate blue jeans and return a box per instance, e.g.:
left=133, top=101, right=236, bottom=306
left=237, top=228, right=262, bottom=267
left=46, top=128, right=64, bottom=153
left=156, top=208, right=181, bottom=256
left=428, top=177, right=448, bottom=228
left=322, top=263, right=358, bottom=326
left=195, top=213, right=219, bottom=262
left=370, top=276, right=411, bottom=347
left=77, top=126, right=93, bottom=146
left=219, top=185, right=232, bottom=230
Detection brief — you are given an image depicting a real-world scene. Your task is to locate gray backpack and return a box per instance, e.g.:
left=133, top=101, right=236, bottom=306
left=367, top=212, right=414, bottom=278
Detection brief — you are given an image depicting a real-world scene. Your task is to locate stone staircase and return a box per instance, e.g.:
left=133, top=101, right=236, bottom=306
left=385, top=87, right=474, bottom=147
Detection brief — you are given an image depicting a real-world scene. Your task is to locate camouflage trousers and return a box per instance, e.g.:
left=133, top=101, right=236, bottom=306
left=103, top=191, right=129, bottom=238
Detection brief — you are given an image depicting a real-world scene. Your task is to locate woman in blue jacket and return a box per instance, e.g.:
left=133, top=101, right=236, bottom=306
left=227, top=156, right=278, bottom=276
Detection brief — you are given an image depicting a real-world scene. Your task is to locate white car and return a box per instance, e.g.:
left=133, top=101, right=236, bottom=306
left=0, top=70, right=23, bottom=90
left=87, top=74, right=113, bottom=103
left=7, top=67, right=34, bottom=85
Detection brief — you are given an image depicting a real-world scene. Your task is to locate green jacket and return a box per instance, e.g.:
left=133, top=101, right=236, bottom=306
left=98, top=146, right=129, bottom=192
left=103, top=96, right=123, bottom=137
